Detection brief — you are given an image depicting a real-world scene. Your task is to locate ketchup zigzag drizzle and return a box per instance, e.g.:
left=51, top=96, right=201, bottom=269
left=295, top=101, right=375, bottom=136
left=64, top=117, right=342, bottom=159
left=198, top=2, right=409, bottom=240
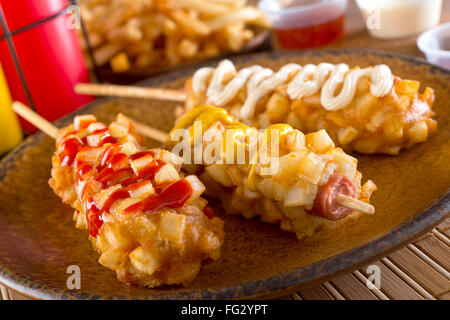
left=58, top=122, right=199, bottom=237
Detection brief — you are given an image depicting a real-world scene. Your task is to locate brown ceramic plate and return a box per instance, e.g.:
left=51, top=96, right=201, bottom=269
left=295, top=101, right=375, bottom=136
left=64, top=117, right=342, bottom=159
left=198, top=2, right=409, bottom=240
left=0, top=49, right=449, bottom=300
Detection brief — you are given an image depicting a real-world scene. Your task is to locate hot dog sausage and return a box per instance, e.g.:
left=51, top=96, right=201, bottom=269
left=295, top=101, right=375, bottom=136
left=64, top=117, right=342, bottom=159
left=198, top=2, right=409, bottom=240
left=309, top=173, right=357, bottom=221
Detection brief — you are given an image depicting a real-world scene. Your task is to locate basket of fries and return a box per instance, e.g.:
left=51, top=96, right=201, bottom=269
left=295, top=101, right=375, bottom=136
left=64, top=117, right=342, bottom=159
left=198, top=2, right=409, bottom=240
left=78, top=0, right=271, bottom=83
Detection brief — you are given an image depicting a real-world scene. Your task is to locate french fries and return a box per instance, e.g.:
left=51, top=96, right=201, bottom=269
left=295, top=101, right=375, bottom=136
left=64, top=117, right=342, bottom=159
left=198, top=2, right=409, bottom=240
left=78, top=0, right=270, bottom=72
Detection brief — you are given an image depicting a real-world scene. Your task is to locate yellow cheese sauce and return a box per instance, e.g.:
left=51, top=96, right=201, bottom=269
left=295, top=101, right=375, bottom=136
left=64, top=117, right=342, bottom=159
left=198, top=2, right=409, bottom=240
left=168, top=105, right=296, bottom=189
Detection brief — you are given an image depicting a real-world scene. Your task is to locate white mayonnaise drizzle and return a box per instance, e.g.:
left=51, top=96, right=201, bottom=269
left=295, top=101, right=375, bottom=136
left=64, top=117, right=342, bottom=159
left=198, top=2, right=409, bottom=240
left=287, top=63, right=335, bottom=100
left=192, top=67, right=214, bottom=93
left=192, top=59, right=394, bottom=119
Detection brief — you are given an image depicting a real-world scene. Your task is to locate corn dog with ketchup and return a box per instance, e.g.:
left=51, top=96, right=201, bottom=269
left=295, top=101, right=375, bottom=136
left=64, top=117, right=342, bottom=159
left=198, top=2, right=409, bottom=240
left=165, top=105, right=376, bottom=239
left=48, top=113, right=224, bottom=287
left=184, top=60, right=437, bottom=155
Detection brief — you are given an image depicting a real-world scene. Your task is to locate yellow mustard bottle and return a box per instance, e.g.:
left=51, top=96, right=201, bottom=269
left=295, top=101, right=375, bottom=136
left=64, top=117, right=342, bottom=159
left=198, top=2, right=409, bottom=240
left=0, top=63, right=22, bottom=155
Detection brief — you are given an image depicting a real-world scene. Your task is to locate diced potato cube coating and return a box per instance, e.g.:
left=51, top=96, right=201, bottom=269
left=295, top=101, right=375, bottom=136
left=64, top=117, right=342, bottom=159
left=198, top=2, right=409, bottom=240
left=385, top=146, right=401, bottom=155
left=115, top=113, right=132, bottom=129
left=100, top=222, right=133, bottom=250
left=395, top=80, right=420, bottom=96
left=77, top=179, right=102, bottom=201
left=395, top=96, right=412, bottom=110
left=87, top=132, right=107, bottom=146
left=155, top=163, right=179, bottom=185
left=76, top=146, right=102, bottom=164
left=421, top=87, right=435, bottom=104
left=109, top=122, right=130, bottom=138
left=266, top=92, right=290, bottom=122
left=110, top=197, right=142, bottom=215
left=131, top=216, right=157, bottom=243
left=99, top=249, right=129, bottom=270
left=74, top=115, right=97, bottom=131
left=332, top=154, right=357, bottom=179
left=284, top=130, right=305, bottom=151
left=275, top=152, right=305, bottom=182
left=120, top=142, right=139, bottom=156
left=369, top=111, right=385, bottom=130
left=94, top=185, right=122, bottom=210
left=128, top=180, right=154, bottom=198
left=226, top=166, right=243, bottom=186
left=242, top=180, right=261, bottom=200
left=185, top=175, right=206, bottom=201
left=354, top=93, right=377, bottom=117
left=205, top=164, right=234, bottom=187
left=408, top=121, right=428, bottom=143
left=360, top=180, right=377, bottom=200
left=75, top=210, right=87, bottom=229
left=303, top=94, right=321, bottom=106
left=192, top=197, right=208, bottom=211
left=354, top=139, right=379, bottom=154
left=261, top=199, right=283, bottom=223
left=87, top=122, right=107, bottom=133
left=231, top=191, right=257, bottom=219
left=158, top=150, right=184, bottom=170
left=159, top=211, right=187, bottom=244
left=383, top=121, right=404, bottom=140
left=286, top=112, right=303, bottom=130
left=298, top=152, right=325, bottom=184
left=284, top=183, right=318, bottom=207
left=129, top=246, right=159, bottom=275
left=337, top=127, right=359, bottom=145
left=131, top=154, right=153, bottom=173
left=305, top=130, right=335, bottom=153
left=258, top=178, right=286, bottom=203
left=356, top=77, right=370, bottom=93
left=258, top=113, right=271, bottom=130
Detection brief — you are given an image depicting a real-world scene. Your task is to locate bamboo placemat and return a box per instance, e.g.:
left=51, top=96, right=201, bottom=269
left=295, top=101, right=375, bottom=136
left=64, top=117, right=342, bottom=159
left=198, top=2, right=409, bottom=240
left=290, top=219, right=450, bottom=300
left=1, top=218, right=449, bottom=300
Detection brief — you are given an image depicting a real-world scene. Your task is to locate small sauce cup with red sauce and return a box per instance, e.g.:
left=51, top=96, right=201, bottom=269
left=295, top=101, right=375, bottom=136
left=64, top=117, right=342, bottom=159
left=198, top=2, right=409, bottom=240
left=259, top=0, right=347, bottom=49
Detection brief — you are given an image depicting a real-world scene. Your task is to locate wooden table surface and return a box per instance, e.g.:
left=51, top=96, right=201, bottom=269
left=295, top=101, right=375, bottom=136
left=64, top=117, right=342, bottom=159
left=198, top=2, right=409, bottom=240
left=1, top=0, right=449, bottom=300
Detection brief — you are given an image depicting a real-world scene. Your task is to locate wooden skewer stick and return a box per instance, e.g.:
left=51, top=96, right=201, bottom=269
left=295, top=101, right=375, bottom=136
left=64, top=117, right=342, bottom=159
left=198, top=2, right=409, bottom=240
left=336, top=194, right=375, bottom=215
left=12, top=101, right=374, bottom=216
left=12, top=102, right=58, bottom=139
left=75, top=83, right=186, bottom=102
left=133, top=120, right=168, bottom=144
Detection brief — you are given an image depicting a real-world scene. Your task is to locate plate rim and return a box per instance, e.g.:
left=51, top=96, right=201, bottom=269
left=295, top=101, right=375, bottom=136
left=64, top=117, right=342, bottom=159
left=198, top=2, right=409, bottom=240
left=0, top=48, right=449, bottom=300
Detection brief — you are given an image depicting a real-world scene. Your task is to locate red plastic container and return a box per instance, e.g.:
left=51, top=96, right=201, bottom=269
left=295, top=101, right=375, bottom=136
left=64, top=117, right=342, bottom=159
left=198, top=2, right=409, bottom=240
left=0, top=0, right=93, bottom=132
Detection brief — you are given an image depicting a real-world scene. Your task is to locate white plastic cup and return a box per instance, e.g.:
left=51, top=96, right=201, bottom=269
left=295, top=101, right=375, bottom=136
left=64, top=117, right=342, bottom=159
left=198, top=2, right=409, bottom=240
left=417, top=22, right=450, bottom=70
left=356, top=0, right=443, bottom=39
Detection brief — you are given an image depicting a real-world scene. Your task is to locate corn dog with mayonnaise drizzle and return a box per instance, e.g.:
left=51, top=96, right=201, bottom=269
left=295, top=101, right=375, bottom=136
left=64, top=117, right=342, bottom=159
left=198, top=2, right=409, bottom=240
left=49, top=113, right=224, bottom=287
left=165, top=105, right=376, bottom=239
left=185, top=59, right=437, bottom=155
